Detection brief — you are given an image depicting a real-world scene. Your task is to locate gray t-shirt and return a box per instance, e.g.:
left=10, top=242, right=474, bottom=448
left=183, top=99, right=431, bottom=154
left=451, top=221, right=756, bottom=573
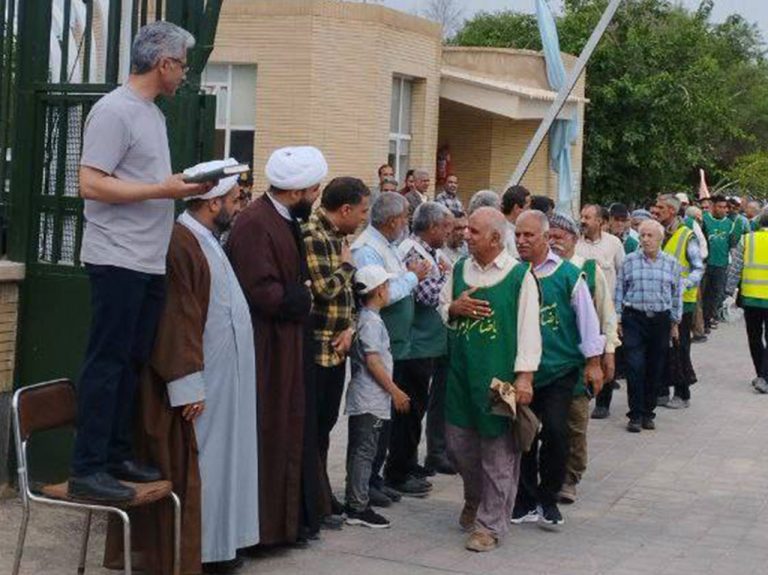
left=346, top=307, right=393, bottom=419
left=80, top=85, right=174, bottom=274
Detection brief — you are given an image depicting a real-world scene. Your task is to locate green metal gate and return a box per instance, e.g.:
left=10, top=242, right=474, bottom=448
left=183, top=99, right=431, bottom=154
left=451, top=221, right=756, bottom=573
left=6, top=0, right=221, bottom=481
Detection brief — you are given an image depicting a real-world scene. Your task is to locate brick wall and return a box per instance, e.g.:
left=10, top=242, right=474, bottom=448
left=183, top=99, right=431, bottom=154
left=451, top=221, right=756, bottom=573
left=0, top=263, right=23, bottom=491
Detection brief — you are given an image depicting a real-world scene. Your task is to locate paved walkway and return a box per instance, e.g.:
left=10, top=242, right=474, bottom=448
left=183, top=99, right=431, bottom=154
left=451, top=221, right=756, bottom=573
left=3, top=318, right=768, bottom=575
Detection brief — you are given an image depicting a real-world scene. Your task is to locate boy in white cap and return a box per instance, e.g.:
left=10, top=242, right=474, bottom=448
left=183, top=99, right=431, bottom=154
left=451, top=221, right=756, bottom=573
left=228, top=145, right=328, bottom=545
left=345, top=265, right=411, bottom=529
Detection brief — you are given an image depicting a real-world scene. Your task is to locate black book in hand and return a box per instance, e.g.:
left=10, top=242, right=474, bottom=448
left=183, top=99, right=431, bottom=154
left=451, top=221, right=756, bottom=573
left=182, top=163, right=250, bottom=184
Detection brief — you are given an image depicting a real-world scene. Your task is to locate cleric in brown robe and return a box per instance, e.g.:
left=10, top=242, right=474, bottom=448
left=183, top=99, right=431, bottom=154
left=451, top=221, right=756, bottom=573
left=227, top=146, right=328, bottom=545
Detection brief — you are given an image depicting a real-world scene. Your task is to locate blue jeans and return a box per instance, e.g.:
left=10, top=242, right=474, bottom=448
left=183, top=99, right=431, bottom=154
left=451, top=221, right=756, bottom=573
left=71, top=265, right=165, bottom=476
left=623, top=308, right=671, bottom=421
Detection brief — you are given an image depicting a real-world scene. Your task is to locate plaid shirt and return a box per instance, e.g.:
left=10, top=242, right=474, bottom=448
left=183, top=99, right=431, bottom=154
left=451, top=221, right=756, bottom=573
left=401, top=235, right=448, bottom=308
left=303, top=208, right=355, bottom=367
left=615, top=249, right=683, bottom=323
left=435, top=191, right=464, bottom=214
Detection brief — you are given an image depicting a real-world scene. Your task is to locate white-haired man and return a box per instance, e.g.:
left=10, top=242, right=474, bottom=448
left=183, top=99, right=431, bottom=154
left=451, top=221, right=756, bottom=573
left=107, top=162, right=258, bottom=574
left=616, top=219, right=683, bottom=433
left=71, top=21, right=210, bottom=502
left=440, top=207, right=541, bottom=552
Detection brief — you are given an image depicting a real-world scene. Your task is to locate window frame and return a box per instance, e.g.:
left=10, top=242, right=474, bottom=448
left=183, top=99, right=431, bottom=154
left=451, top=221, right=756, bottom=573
left=388, top=75, right=414, bottom=183
left=201, top=63, right=257, bottom=159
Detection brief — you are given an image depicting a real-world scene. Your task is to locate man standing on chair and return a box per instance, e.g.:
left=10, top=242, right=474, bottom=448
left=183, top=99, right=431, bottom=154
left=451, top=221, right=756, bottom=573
left=71, top=22, right=209, bottom=502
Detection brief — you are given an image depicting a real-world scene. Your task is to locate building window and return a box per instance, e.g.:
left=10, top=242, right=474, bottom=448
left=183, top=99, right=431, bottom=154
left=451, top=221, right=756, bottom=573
left=201, top=63, right=257, bottom=165
left=389, top=76, right=413, bottom=183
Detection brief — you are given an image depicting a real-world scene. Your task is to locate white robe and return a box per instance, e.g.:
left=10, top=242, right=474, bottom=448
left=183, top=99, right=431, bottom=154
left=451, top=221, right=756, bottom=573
left=168, top=212, right=259, bottom=562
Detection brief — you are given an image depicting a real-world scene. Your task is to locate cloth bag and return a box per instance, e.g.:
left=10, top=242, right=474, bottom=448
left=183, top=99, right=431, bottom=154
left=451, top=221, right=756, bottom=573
left=488, top=377, right=540, bottom=452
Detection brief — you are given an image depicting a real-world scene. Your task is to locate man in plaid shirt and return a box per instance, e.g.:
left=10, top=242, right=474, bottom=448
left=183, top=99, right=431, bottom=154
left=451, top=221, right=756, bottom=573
left=383, top=202, right=453, bottom=485
left=303, top=177, right=371, bottom=520
left=436, top=174, right=464, bottom=214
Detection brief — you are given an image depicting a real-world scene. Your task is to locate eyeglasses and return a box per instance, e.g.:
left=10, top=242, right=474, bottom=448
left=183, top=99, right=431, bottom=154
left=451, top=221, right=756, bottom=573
left=167, top=57, right=190, bottom=73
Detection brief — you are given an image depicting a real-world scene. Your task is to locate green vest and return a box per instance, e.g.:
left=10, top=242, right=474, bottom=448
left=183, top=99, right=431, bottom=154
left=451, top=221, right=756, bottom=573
left=624, top=234, right=639, bottom=254
left=535, top=260, right=585, bottom=389
left=380, top=295, right=415, bottom=361
left=445, top=258, right=529, bottom=438
left=582, top=259, right=597, bottom=298
left=408, top=302, right=447, bottom=359
left=703, top=212, right=733, bottom=268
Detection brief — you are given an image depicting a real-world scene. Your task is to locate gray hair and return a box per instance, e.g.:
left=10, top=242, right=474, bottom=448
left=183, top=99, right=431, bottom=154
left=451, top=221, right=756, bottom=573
left=131, top=22, right=196, bottom=74
left=381, top=176, right=399, bottom=187
left=748, top=200, right=762, bottom=211
left=412, top=202, right=451, bottom=234
left=658, top=193, right=681, bottom=212
left=471, top=207, right=507, bottom=240
left=370, top=191, right=408, bottom=227
left=468, top=190, right=501, bottom=214
left=639, top=219, right=664, bottom=239
left=413, top=168, right=430, bottom=179
left=517, top=209, right=550, bottom=233
left=685, top=206, right=701, bottom=220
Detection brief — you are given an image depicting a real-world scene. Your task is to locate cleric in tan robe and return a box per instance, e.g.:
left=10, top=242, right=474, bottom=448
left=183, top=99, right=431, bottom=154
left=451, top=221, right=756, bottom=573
left=105, top=161, right=259, bottom=574
left=227, top=146, right=328, bottom=545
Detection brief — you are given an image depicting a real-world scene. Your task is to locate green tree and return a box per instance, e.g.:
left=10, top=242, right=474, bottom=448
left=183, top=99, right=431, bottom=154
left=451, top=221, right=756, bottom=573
left=453, top=0, right=768, bottom=206
left=728, top=151, right=768, bottom=198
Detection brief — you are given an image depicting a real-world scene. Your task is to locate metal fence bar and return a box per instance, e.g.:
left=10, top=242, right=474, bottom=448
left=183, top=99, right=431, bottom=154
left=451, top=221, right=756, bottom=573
left=59, top=0, right=72, bottom=83
left=140, top=0, right=148, bottom=27
left=82, top=0, right=94, bottom=83
left=105, top=0, right=123, bottom=84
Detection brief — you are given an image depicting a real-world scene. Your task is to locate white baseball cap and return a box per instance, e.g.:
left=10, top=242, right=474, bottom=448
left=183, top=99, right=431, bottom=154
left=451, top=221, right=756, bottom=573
left=355, top=265, right=395, bottom=295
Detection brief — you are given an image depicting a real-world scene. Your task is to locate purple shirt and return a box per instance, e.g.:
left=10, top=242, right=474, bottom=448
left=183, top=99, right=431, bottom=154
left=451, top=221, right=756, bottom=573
left=533, top=251, right=606, bottom=359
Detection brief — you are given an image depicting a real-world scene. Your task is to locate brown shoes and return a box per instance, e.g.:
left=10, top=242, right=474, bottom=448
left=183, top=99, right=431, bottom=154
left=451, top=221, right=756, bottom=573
left=459, top=502, right=477, bottom=531
left=465, top=530, right=497, bottom=552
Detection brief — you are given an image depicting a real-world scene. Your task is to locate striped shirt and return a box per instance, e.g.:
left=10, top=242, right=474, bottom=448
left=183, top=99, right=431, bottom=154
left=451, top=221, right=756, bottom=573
left=435, top=191, right=464, bottom=214
left=615, top=249, right=683, bottom=323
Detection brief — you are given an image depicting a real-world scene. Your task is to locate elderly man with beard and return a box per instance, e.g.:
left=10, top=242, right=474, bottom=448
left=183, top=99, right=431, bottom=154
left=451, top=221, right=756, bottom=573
left=440, top=207, right=541, bottom=552
left=616, top=219, right=683, bottom=433
left=106, top=161, right=258, bottom=575
left=512, top=210, right=605, bottom=526
left=228, top=146, right=327, bottom=545
left=352, top=192, right=431, bottom=502
left=548, top=212, right=619, bottom=504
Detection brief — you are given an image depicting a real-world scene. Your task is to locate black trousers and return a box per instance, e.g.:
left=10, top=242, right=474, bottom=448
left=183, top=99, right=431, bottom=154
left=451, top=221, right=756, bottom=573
left=595, top=346, right=625, bottom=410
left=744, top=306, right=768, bottom=379
left=425, top=356, right=449, bottom=465
left=515, top=370, right=576, bottom=509
left=316, top=363, right=346, bottom=505
left=384, top=357, right=434, bottom=483
left=72, top=265, right=165, bottom=476
left=659, top=310, right=695, bottom=401
left=623, top=309, right=671, bottom=421
left=703, top=265, right=728, bottom=329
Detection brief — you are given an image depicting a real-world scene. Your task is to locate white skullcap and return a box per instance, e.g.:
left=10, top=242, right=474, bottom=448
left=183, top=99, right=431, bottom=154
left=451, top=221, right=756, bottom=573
left=184, top=158, right=241, bottom=201
left=265, top=146, right=328, bottom=190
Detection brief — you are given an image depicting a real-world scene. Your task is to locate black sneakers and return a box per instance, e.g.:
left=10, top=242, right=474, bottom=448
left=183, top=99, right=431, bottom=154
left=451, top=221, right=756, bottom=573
left=368, top=486, right=392, bottom=508
left=345, top=507, right=391, bottom=529
left=627, top=419, right=642, bottom=433
left=539, top=503, right=565, bottom=525
left=591, top=406, right=610, bottom=419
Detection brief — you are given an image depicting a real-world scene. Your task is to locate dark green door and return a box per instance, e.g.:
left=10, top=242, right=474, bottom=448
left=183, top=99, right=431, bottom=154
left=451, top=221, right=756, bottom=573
left=8, top=0, right=221, bottom=482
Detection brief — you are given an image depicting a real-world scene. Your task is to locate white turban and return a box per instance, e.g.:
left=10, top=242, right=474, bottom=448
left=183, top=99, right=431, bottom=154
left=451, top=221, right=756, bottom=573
left=183, top=158, right=242, bottom=201
left=265, top=146, right=328, bottom=191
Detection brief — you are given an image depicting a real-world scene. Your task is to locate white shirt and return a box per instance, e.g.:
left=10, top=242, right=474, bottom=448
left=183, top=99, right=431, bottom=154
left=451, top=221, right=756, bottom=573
left=439, top=249, right=541, bottom=373
left=576, top=232, right=625, bottom=296
left=505, top=222, right=519, bottom=259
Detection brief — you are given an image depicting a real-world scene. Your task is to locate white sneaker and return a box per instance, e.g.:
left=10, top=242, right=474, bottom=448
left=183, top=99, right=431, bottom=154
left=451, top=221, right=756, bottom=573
left=510, top=508, right=540, bottom=524
left=754, top=378, right=768, bottom=394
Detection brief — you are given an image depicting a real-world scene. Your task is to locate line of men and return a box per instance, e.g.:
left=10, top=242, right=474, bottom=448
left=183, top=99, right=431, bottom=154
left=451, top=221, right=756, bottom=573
left=67, top=21, right=768, bottom=575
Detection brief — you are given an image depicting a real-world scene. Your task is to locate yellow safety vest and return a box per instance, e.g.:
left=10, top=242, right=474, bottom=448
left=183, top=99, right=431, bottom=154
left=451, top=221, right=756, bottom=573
left=741, top=230, right=768, bottom=300
left=663, top=225, right=697, bottom=304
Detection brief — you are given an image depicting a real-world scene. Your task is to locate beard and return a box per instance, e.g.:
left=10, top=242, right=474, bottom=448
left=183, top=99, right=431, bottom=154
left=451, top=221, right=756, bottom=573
left=213, top=207, right=234, bottom=234
left=290, top=198, right=313, bottom=221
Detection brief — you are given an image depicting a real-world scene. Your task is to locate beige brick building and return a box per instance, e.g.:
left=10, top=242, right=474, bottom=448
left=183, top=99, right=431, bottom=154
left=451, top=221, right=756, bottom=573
left=208, top=0, right=587, bottom=207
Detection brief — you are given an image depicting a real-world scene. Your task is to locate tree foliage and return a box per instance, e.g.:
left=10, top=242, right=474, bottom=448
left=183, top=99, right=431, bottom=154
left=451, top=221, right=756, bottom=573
left=453, top=0, right=768, bottom=205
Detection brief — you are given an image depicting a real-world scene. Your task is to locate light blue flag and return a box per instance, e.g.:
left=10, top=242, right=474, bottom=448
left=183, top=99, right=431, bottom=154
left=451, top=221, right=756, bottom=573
left=536, top=0, right=580, bottom=212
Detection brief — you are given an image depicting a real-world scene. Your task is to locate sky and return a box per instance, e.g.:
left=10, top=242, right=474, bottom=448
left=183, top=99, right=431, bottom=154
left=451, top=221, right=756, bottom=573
left=375, top=0, right=768, bottom=39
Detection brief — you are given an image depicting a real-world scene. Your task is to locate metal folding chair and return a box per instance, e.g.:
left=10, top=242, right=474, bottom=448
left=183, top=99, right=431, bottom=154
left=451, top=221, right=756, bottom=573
left=11, top=378, right=181, bottom=575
